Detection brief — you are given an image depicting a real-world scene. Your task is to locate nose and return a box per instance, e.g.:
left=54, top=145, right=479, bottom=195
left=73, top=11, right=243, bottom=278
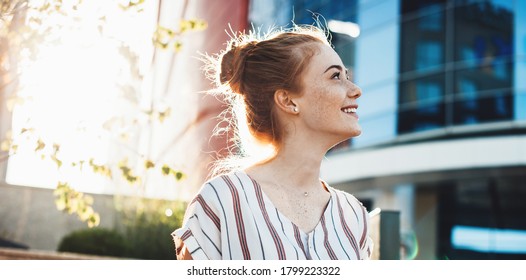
left=347, top=82, right=362, bottom=99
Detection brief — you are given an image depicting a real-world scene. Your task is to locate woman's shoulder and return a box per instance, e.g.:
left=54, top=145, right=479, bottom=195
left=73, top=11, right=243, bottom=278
left=204, top=170, right=247, bottom=186
left=325, top=183, right=367, bottom=210
left=198, top=170, right=249, bottom=196
left=187, top=170, right=253, bottom=214
left=326, top=184, right=370, bottom=228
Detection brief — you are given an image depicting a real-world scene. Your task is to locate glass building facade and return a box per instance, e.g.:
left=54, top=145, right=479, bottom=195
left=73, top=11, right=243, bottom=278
left=349, top=0, right=526, bottom=148
left=250, top=0, right=526, bottom=259
left=399, top=0, right=516, bottom=134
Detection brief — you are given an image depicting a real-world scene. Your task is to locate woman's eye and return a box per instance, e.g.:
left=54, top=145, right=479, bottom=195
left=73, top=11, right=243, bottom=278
left=331, top=72, right=341, bottom=80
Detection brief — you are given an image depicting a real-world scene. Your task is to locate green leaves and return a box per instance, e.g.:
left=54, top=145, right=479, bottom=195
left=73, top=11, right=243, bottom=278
left=142, top=107, right=172, bottom=123
left=118, top=0, right=145, bottom=11
left=50, top=143, right=61, bottom=168
left=89, top=158, right=112, bottom=179
left=54, top=182, right=100, bottom=228
left=34, top=138, right=45, bottom=151
left=179, top=19, right=208, bottom=33
left=152, top=19, right=208, bottom=52
left=119, top=159, right=185, bottom=182
left=0, top=130, right=188, bottom=229
left=161, top=164, right=185, bottom=181
left=144, top=159, right=155, bottom=169
left=118, top=159, right=140, bottom=184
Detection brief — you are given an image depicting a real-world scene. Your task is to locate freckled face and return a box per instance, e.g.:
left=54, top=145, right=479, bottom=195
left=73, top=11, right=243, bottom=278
left=295, top=43, right=362, bottom=144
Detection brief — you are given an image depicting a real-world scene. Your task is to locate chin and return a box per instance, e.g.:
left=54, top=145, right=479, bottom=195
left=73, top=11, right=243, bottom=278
left=338, top=130, right=361, bottom=143
left=349, top=127, right=362, bottom=137
left=332, top=127, right=361, bottom=144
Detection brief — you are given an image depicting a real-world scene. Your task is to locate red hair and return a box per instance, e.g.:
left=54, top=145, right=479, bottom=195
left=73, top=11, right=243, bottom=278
left=203, top=25, right=330, bottom=174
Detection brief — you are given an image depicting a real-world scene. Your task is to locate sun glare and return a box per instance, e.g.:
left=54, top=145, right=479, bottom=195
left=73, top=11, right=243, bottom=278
left=6, top=1, right=155, bottom=193
left=234, top=101, right=276, bottom=165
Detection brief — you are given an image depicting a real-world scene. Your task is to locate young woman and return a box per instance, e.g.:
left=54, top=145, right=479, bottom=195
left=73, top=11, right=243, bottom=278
left=172, top=25, right=372, bottom=260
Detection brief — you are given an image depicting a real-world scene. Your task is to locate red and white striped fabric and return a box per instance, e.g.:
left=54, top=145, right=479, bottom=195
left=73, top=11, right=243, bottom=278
left=172, top=171, right=373, bottom=260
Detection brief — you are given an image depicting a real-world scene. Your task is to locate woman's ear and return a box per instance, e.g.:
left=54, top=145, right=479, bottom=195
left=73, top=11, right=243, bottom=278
left=274, top=89, right=299, bottom=114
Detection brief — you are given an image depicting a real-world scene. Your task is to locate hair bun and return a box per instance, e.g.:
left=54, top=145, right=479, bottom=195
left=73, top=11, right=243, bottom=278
left=219, top=43, right=237, bottom=85
left=219, top=41, right=258, bottom=93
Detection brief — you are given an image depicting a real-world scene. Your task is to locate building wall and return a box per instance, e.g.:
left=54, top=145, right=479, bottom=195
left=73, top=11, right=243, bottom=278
left=353, top=0, right=399, bottom=147
left=515, top=0, right=526, bottom=121
left=0, top=183, right=118, bottom=251
left=150, top=0, right=249, bottom=200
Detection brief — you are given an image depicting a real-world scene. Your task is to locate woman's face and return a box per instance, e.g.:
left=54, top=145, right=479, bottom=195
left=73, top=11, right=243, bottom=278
left=294, top=43, right=362, bottom=144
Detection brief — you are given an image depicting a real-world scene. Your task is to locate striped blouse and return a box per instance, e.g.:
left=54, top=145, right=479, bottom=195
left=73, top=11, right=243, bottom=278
left=172, top=170, right=372, bottom=260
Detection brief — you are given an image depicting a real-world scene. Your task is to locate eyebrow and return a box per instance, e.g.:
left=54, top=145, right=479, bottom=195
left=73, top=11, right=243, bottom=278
left=323, top=65, right=348, bottom=74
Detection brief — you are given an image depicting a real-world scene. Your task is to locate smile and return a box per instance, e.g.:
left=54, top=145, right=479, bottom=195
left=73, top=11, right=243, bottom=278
left=341, top=107, right=357, bottom=114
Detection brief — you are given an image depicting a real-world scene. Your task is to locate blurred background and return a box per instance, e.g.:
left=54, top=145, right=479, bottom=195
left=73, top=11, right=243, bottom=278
left=0, top=0, right=525, bottom=260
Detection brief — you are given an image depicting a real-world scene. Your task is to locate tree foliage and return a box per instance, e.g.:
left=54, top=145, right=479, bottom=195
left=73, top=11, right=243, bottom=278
left=0, top=0, right=205, bottom=227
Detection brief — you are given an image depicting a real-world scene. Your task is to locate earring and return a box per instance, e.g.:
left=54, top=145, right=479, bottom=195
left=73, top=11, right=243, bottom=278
left=293, top=107, right=298, bottom=113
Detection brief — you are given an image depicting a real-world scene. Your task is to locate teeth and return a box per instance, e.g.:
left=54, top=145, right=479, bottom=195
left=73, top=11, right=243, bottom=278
left=342, top=107, right=357, bottom=114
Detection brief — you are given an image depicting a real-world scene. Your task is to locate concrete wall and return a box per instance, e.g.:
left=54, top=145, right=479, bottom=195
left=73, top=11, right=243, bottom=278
left=0, top=183, right=119, bottom=251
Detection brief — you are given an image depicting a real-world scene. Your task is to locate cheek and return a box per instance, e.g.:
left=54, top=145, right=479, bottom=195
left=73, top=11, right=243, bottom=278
left=311, top=93, right=340, bottom=120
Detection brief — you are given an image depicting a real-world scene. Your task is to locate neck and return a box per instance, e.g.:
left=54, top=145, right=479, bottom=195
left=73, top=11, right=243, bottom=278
left=249, top=137, right=329, bottom=190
